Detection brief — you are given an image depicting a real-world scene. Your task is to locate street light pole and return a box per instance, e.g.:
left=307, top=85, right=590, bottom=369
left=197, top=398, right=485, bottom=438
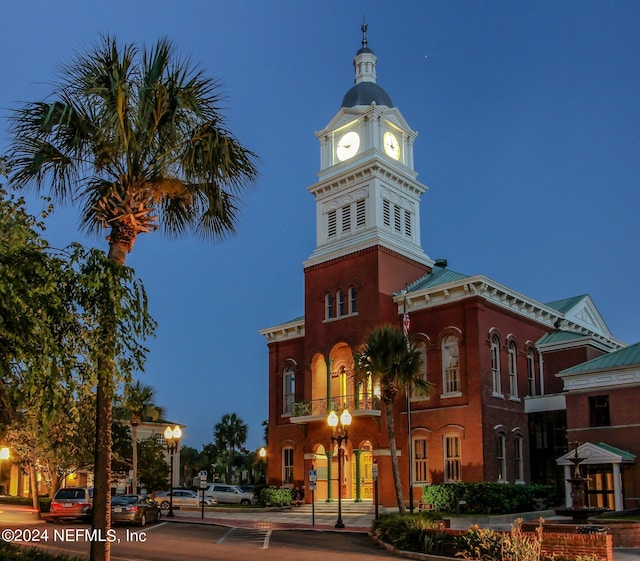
left=327, top=409, right=352, bottom=529
left=164, top=425, right=182, bottom=518
left=258, top=447, right=266, bottom=484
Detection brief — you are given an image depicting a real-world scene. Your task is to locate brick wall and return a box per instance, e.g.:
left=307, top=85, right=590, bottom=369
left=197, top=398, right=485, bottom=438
left=541, top=532, right=612, bottom=561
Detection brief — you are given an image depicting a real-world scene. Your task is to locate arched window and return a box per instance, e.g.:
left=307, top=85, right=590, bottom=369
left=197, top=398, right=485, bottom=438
left=442, top=335, right=460, bottom=395
left=508, top=342, right=518, bottom=399
left=282, top=447, right=294, bottom=485
left=491, top=335, right=501, bottom=395
left=348, top=286, right=357, bottom=314
left=411, top=340, right=428, bottom=401
left=325, top=293, right=334, bottom=320
left=514, top=435, right=524, bottom=482
left=443, top=435, right=461, bottom=482
left=283, top=365, right=295, bottom=415
left=413, top=435, right=429, bottom=484
left=497, top=434, right=507, bottom=481
left=526, top=348, right=536, bottom=396
left=337, top=290, right=346, bottom=316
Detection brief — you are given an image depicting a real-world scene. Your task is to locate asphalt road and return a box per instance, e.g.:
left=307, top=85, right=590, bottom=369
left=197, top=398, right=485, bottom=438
left=1, top=519, right=397, bottom=561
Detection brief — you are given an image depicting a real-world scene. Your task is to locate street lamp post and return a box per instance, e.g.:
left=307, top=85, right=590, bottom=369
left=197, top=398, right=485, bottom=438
left=327, top=409, right=352, bottom=529
left=164, top=425, right=182, bottom=518
left=258, top=447, right=266, bottom=483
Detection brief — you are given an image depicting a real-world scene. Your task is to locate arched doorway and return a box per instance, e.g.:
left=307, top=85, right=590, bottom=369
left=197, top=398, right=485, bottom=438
left=352, top=440, right=374, bottom=500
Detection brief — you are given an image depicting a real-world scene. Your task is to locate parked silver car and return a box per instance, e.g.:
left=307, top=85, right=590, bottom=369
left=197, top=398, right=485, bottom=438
left=155, top=489, right=216, bottom=510
left=204, top=483, right=254, bottom=505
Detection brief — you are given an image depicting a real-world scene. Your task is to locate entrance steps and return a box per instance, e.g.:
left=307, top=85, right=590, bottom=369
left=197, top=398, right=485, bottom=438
left=295, top=500, right=375, bottom=516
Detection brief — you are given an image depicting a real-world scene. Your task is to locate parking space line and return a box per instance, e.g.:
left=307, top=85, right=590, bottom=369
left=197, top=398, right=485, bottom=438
left=263, top=528, right=272, bottom=549
left=217, top=527, right=235, bottom=544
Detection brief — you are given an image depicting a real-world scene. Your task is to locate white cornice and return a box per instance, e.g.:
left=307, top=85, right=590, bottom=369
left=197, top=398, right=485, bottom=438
left=309, top=157, right=425, bottom=200
left=259, top=317, right=305, bottom=343
left=558, top=365, right=640, bottom=391
left=395, top=275, right=622, bottom=351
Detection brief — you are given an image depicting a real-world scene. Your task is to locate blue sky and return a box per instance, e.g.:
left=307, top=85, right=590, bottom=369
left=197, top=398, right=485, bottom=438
left=1, top=1, right=639, bottom=451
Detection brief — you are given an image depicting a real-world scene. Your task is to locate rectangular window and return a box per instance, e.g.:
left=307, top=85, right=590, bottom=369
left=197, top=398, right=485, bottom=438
left=356, top=199, right=366, bottom=228
left=443, top=337, right=460, bottom=394
left=413, top=438, right=429, bottom=483
left=283, top=448, right=294, bottom=485
left=491, top=337, right=501, bottom=395
left=589, top=395, right=610, bottom=427
left=383, top=199, right=391, bottom=227
left=337, top=290, right=346, bottom=316
left=444, top=436, right=461, bottom=482
left=341, top=205, right=351, bottom=233
left=328, top=210, right=337, bottom=237
left=326, top=293, right=334, bottom=319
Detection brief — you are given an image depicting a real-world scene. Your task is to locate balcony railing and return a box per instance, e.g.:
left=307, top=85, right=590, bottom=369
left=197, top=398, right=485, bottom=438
left=291, top=393, right=380, bottom=420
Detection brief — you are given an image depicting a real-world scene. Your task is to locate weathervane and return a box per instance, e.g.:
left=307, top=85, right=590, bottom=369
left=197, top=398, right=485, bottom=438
left=361, top=17, right=368, bottom=48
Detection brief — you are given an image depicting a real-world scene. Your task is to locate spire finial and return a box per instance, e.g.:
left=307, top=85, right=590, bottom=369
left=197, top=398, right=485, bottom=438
left=361, top=17, right=368, bottom=49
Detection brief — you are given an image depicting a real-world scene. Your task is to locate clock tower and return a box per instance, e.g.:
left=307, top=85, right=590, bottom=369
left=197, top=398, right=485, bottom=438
left=303, top=25, right=432, bottom=348
left=305, top=26, right=432, bottom=269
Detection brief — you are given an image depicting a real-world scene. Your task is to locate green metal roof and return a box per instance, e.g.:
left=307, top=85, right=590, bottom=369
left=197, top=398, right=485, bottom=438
left=560, top=341, right=640, bottom=375
left=537, top=330, right=590, bottom=346
left=406, top=267, right=470, bottom=292
left=545, top=294, right=589, bottom=314
left=596, top=442, right=636, bottom=462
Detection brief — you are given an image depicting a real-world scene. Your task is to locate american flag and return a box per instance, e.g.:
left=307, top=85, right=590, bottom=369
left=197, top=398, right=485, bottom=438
left=403, top=294, right=410, bottom=339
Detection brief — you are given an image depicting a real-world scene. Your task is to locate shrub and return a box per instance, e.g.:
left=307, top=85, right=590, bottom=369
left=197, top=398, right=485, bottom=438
left=0, top=540, right=83, bottom=560
left=456, top=519, right=544, bottom=561
left=371, top=512, right=453, bottom=554
left=423, top=483, right=559, bottom=515
left=259, top=486, right=293, bottom=506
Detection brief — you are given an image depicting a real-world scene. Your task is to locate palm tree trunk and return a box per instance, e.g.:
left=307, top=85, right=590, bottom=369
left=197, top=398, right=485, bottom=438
left=131, top=422, right=138, bottom=494
left=90, top=363, right=113, bottom=561
left=385, top=400, right=405, bottom=514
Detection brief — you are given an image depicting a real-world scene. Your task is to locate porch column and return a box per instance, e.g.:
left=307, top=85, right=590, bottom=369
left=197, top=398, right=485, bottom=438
left=354, top=449, right=362, bottom=502
left=613, top=463, right=623, bottom=511
left=326, top=358, right=333, bottom=411
left=326, top=450, right=334, bottom=502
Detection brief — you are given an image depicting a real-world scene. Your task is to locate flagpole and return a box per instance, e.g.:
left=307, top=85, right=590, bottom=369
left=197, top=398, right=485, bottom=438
left=403, top=289, right=414, bottom=514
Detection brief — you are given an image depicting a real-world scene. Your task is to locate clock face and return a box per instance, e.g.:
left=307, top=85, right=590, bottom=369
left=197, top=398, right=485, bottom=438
left=383, top=131, right=400, bottom=160
left=336, top=131, right=360, bottom=162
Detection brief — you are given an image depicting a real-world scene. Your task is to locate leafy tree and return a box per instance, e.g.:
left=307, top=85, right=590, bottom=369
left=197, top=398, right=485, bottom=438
left=136, top=437, right=170, bottom=492
left=114, top=381, right=165, bottom=493
left=352, top=324, right=430, bottom=514
left=8, top=34, right=257, bottom=561
left=214, top=413, right=248, bottom=483
left=179, top=446, right=201, bottom=485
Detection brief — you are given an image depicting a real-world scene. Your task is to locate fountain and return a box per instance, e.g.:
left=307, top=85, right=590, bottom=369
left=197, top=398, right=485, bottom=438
left=554, top=442, right=610, bottom=522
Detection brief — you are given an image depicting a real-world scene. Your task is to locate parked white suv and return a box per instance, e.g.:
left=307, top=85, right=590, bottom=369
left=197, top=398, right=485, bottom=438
left=204, top=483, right=254, bottom=505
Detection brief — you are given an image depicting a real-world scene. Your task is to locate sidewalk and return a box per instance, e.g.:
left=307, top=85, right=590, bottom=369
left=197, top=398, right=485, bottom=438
left=169, top=505, right=372, bottom=532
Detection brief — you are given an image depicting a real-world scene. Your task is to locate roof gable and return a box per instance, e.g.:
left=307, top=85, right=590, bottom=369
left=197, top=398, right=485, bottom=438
left=557, top=442, right=635, bottom=465
left=560, top=341, right=640, bottom=375
left=545, top=294, right=611, bottom=338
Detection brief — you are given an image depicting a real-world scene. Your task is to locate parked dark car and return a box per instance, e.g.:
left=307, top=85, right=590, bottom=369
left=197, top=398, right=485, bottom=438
left=49, top=487, right=93, bottom=521
left=111, top=494, right=161, bottom=526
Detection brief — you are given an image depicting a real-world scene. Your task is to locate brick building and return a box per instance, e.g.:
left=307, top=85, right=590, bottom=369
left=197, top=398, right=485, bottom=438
left=260, top=32, right=628, bottom=508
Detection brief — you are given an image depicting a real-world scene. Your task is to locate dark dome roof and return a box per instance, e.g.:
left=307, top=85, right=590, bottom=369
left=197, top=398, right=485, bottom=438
left=341, top=82, right=394, bottom=108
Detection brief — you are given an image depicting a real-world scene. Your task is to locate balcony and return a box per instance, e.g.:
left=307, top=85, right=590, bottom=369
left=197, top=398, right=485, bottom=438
left=289, top=394, right=381, bottom=424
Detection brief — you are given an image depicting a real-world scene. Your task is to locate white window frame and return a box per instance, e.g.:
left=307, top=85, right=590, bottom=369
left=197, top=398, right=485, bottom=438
left=526, top=348, right=536, bottom=396
left=491, top=335, right=501, bottom=396
left=413, top=437, right=429, bottom=484
left=497, top=434, right=507, bottom=482
left=444, top=435, right=461, bottom=482
left=348, top=286, right=357, bottom=314
left=325, top=292, right=334, bottom=320
left=514, top=435, right=524, bottom=483
left=283, top=366, right=295, bottom=415
left=508, top=342, right=519, bottom=399
left=282, top=447, right=294, bottom=485
left=442, top=335, right=461, bottom=396
left=411, top=341, right=428, bottom=402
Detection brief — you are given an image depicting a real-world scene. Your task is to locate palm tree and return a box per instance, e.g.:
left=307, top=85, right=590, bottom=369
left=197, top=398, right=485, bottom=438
left=352, top=324, right=430, bottom=514
left=8, top=35, right=258, bottom=561
left=214, top=412, right=248, bottom=482
left=114, top=381, right=165, bottom=493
